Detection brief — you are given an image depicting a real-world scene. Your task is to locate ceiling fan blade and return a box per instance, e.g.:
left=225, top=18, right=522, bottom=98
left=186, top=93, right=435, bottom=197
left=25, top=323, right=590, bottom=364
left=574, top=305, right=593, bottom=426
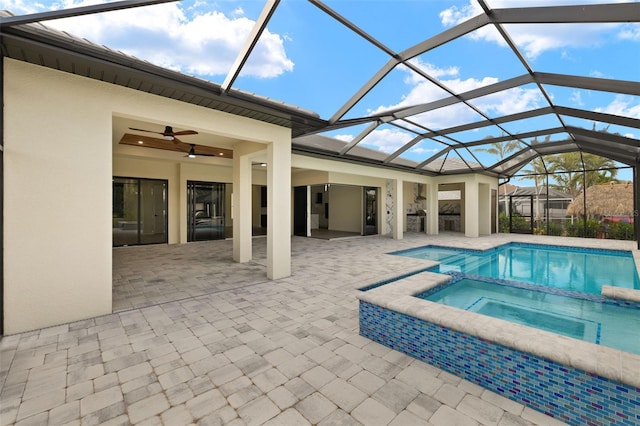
left=185, top=144, right=216, bottom=158
left=185, top=152, right=217, bottom=157
left=173, top=130, right=198, bottom=136
left=129, top=127, right=164, bottom=135
left=120, top=133, right=233, bottom=158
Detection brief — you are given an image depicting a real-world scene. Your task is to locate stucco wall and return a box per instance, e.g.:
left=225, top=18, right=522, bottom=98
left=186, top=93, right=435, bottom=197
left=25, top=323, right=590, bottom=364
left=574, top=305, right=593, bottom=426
left=4, top=60, right=113, bottom=333
left=435, top=174, right=498, bottom=237
left=4, top=59, right=289, bottom=333
left=328, top=185, right=362, bottom=232
left=3, top=58, right=498, bottom=333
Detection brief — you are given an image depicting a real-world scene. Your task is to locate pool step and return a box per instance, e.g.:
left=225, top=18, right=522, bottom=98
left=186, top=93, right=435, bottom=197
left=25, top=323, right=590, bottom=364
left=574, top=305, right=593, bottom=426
left=439, top=253, right=493, bottom=273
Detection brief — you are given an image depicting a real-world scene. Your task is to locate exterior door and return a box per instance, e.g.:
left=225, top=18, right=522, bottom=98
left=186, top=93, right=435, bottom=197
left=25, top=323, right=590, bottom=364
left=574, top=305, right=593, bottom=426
left=491, top=189, right=497, bottom=234
left=113, top=177, right=168, bottom=247
left=187, top=181, right=226, bottom=241
left=293, top=186, right=308, bottom=236
left=364, top=187, right=378, bottom=235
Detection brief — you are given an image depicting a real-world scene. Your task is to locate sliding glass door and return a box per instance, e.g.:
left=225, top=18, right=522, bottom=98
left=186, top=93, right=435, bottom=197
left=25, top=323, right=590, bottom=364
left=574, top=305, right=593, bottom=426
left=187, top=181, right=226, bottom=241
left=113, top=177, right=168, bottom=247
left=364, top=187, right=378, bottom=236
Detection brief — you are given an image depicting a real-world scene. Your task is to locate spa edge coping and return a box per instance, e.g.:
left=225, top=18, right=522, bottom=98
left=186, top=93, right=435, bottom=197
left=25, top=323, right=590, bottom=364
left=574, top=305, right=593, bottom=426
left=356, top=267, right=640, bottom=390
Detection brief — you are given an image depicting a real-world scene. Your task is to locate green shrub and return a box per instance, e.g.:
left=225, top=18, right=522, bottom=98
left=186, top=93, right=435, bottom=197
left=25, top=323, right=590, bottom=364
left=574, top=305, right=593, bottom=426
left=546, top=221, right=564, bottom=236
left=498, top=213, right=510, bottom=233
left=606, top=222, right=634, bottom=240
left=564, top=219, right=600, bottom=238
left=510, top=215, right=531, bottom=233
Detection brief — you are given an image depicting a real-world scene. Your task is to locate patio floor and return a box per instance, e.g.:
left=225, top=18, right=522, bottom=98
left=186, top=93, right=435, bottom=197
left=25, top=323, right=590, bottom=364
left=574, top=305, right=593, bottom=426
left=4, top=232, right=632, bottom=425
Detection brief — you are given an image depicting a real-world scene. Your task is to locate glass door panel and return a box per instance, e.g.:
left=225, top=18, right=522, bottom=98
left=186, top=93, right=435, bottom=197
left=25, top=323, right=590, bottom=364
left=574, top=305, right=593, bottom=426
left=139, top=180, right=168, bottom=244
left=112, top=177, right=168, bottom=247
left=364, top=187, right=378, bottom=235
left=187, top=181, right=226, bottom=241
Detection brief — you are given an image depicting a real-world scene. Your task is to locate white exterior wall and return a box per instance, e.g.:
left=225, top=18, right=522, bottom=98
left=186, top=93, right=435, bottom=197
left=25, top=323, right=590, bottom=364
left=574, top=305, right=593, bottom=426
left=4, top=60, right=113, bottom=333
left=328, top=185, right=362, bottom=233
left=4, top=59, right=289, bottom=333
left=435, top=174, right=499, bottom=238
left=3, top=59, right=497, bottom=333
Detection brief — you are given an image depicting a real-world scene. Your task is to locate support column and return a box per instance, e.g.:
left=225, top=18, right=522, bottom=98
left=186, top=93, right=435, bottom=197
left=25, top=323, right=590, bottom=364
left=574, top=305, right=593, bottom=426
left=267, top=139, right=291, bottom=279
left=232, top=144, right=255, bottom=263
left=392, top=179, right=403, bottom=240
left=426, top=183, right=438, bottom=235
left=634, top=162, right=640, bottom=249
left=307, top=186, right=312, bottom=237
left=465, top=181, right=480, bottom=237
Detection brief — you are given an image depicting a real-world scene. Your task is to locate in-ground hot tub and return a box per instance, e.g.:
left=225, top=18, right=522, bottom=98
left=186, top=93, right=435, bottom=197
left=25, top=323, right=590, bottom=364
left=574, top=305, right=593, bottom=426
left=357, top=270, right=640, bottom=426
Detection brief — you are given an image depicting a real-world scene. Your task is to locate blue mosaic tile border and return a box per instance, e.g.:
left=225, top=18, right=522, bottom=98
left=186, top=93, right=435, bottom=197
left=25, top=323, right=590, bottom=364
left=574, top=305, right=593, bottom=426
left=359, top=301, right=640, bottom=426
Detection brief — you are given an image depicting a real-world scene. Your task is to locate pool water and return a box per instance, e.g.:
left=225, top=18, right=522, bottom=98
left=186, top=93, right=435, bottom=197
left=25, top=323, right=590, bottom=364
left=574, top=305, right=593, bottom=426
left=418, top=278, right=640, bottom=355
left=395, top=242, right=640, bottom=294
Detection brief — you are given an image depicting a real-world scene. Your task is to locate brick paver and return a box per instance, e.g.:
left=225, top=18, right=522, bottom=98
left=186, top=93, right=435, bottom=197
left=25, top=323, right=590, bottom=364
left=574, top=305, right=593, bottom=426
left=0, top=234, right=582, bottom=425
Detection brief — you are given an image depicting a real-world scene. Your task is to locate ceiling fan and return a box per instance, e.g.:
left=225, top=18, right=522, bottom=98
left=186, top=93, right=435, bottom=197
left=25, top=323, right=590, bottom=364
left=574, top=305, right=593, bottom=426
left=128, top=125, right=198, bottom=142
left=185, top=144, right=217, bottom=158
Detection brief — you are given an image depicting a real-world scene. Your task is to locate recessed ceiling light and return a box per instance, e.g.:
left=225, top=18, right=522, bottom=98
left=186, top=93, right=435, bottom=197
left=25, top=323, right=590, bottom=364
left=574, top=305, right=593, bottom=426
left=219, top=153, right=224, bottom=156
left=261, top=163, right=267, bottom=167
left=137, top=140, right=144, bottom=144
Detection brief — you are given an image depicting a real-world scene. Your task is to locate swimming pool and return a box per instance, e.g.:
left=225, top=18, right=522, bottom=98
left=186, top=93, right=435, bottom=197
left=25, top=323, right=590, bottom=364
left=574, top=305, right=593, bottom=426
left=393, top=242, right=640, bottom=294
left=359, top=241, right=640, bottom=425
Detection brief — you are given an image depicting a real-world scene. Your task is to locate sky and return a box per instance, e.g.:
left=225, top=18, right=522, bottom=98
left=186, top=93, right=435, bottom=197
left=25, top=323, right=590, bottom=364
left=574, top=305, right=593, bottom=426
left=3, top=0, right=639, bottom=184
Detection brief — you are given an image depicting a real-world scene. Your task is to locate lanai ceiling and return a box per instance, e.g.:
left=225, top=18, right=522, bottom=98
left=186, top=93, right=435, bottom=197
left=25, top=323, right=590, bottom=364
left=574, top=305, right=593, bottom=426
left=2, top=0, right=640, bottom=177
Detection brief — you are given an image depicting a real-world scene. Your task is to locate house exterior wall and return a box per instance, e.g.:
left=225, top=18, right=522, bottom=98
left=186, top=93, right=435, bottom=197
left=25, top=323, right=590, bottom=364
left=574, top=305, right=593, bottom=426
left=3, top=59, right=290, bottom=333
left=3, top=58, right=499, bottom=333
left=328, top=185, right=362, bottom=233
left=435, top=174, right=498, bottom=238
left=4, top=59, right=113, bottom=334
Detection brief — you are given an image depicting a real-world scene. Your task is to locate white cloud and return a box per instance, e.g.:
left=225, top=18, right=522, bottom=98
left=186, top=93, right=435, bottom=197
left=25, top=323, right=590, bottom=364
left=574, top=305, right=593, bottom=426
left=360, top=128, right=414, bottom=154
left=589, top=70, right=607, bottom=78
left=334, top=134, right=354, bottom=143
left=618, top=23, right=640, bottom=41
left=2, top=0, right=294, bottom=79
left=410, top=146, right=439, bottom=155
left=569, top=90, right=584, bottom=107
left=439, top=0, right=632, bottom=59
left=401, top=58, right=459, bottom=84
left=473, top=86, right=543, bottom=116
left=1, top=0, right=44, bottom=14
left=367, top=67, right=542, bottom=130
left=367, top=64, right=499, bottom=117
left=595, top=95, right=640, bottom=119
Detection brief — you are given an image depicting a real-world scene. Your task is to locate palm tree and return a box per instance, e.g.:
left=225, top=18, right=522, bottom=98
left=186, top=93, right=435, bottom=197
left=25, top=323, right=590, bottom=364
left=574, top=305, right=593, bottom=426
left=476, top=137, right=521, bottom=160
left=547, top=153, right=617, bottom=198
left=519, top=157, right=547, bottom=222
left=477, top=137, right=521, bottom=214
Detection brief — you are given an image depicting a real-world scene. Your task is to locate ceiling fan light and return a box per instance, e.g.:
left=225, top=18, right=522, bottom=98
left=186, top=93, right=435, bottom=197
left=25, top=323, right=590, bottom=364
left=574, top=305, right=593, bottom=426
left=188, top=145, right=196, bottom=158
left=163, top=125, right=174, bottom=140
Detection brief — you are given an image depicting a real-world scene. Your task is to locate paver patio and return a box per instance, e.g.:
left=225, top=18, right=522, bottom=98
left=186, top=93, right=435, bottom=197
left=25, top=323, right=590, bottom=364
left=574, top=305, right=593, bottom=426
left=5, top=232, right=627, bottom=425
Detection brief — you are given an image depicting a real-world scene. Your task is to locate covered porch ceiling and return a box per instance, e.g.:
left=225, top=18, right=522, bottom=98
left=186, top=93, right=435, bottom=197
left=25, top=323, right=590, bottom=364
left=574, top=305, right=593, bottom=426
left=2, top=0, right=639, bottom=177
